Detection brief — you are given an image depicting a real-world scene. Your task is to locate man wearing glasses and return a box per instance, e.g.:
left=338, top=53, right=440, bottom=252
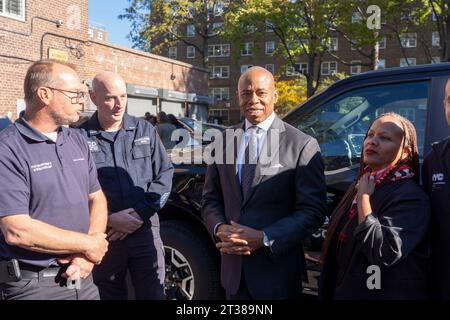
left=0, top=60, right=109, bottom=300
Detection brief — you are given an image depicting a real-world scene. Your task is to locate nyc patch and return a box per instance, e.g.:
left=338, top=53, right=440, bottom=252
left=431, top=172, right=446, bottom=192
left=87, top=140, right=100, bottom=152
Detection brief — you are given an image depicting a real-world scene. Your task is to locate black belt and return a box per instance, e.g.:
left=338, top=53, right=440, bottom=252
left=18, top=263, right=64, bottom=280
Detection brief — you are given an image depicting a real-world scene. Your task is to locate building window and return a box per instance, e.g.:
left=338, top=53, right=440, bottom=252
left=432, top=56, right=441, bottom=64
left=241, top=65, right=253, bottom=74
left=265, top=41, right=275, bottom=55
left=209, top=109, right=230, bottom=122
left=210, top=87, right=230, bottom=101
left=400, top=11, right=411, bottom=21
left=244, top=25, right=256, bottom=34
left=168, top=25, right=178, bottom=40
left=266, top=19, right=274, bottom=32
left=432, top=31, right=440, bottom=47
left=400, top=33, right=417, bottom=48
left=350, top=39, right=360, bottom=51
left=208, top=22, right=224, bottom=35
left=187, top=25, right=195, bottom=37
left=187, top=46, right=195, bottom=59
left=188, top=5, right=196, bottom=17
left=209, top=66, right=230, bottom=79
left=241, top=42, right=254, bottom=56
left=88, top=28, right=94, bottom=39
left=352, top=12, right=362, bottom=23
left=213, top=0, right=228, bottom=16
left=0, top=0, right=25, bottom=20
left=379, top=36, right=386, bottom=49
left=213, top=1, right=223, bottom=16
left=265, top=64, right=275, bottom=74
left=286, top=63, right=308, bottom=76
left=350, top=61, right=362, bottom=75
left=328, top=37, right=338, bottom=51
left=97, top=31, right=103, bottom=41
left=169, top=47, right=177, bottom=59
left=378, top=59, right=386, bottom=69
left=321, top=61, right=337, bottom=75
left=208, top=44, right=230, bottom=57
left=400, top=58, right=416, bottom=67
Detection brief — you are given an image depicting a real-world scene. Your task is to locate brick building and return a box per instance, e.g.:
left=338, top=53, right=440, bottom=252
left=0, top=0, right=211, bottom=121
left=160, top=5, right=442, bottom=125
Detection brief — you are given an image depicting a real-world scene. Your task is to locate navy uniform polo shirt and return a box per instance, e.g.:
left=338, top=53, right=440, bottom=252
left=0, top=115, right=101, bottom=267
left=78, top=113, right=174, bottom=225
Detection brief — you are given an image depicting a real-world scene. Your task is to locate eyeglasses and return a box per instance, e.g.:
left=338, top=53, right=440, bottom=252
left=46, top=87, right=87, bottom=104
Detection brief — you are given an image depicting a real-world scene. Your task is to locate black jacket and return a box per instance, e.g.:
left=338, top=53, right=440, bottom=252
left=202, top=117, right=327, bottom=299
left=320, top=178, right=430, bottom=300
left=423, top=137, right=450, bottom=299
left=78, top=113, right=174, bottom=223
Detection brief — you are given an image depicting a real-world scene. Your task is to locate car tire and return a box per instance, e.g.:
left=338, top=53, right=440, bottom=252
left=161, top=219, right=224, bottom=300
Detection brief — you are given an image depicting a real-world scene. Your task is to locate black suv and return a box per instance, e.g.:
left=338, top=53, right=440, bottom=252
left=0, top=117, right=12, bottom=132
left=160, top=64, right=450, bottom=300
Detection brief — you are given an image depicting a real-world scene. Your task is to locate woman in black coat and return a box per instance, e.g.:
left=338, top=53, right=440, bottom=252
left=319, top=112, right=430, bottom=300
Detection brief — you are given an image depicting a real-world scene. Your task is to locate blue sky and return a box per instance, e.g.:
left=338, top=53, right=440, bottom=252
left=88, top=0, right=134, bottom=48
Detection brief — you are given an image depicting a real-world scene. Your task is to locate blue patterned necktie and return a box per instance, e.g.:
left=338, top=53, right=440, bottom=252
left=241, top=126, right=258, bottom=199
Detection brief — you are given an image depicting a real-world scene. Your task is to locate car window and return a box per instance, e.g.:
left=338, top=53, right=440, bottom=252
left=293, top=81, right=429, bottom=172
left=0, top=118, right=12, bottom=132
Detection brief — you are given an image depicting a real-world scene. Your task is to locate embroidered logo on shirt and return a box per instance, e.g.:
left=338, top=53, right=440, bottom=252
left=87, top=141, right=100, bottom=152
left=432, top=173, right=445, bottom=183
left=431, top=172, right=446, bottom=192
left=30, top=162, right=53, bottom=172
left=134, top=137, right=150, bottom=146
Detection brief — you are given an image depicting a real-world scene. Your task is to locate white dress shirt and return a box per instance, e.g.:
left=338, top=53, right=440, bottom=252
left=236, top=112, right=276, bottom=184
left=213, top=112, right=276, bottom=238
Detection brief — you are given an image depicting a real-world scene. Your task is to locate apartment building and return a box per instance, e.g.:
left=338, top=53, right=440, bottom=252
left=161, top=7, right=441, bottom=125
left=0, top=0, right=211, bottom=120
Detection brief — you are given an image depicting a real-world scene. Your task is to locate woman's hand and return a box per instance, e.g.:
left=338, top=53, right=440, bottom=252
left=356, top=173, right=375, bottom=224
left=356, top=173, right=375, bottom=199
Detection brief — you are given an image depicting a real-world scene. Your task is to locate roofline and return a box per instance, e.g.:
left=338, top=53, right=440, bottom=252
left=88, top=40, right=209, bottom=73
left=330, top=63, right=450, bottom=90
left=283, top=63, right=450, bottom=119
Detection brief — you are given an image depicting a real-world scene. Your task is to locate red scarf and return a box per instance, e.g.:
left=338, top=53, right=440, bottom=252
left=337, top=164, right=415, bottom=242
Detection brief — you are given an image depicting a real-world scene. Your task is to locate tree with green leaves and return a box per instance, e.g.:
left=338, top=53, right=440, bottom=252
left=222, top=0, right=345, bottom=98
left=430, top=0, right=450, bottom=61
left=330, top=1, right=386, bottom=70
left=119, top=0, right=230, bottom=67
left=330, top=0, right=433, bottom=69
left=275, top=73, right=347, bottom=116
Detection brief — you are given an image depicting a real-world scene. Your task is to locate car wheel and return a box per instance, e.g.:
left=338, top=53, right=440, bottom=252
left=161, top=219, right=224, bottom=300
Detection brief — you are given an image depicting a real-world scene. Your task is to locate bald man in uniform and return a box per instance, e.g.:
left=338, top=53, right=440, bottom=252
left=78, top=72, right=174, bottom=300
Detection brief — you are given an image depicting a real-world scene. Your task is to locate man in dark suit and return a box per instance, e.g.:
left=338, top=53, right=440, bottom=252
left=201, top=66, right=327, bottom=299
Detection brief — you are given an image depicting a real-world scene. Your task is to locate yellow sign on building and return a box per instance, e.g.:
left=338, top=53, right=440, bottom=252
left=48, top=48, right=69, bottom=62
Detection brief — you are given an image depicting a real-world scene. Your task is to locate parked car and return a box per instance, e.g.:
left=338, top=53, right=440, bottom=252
left=169, top=117, right=226, bottom=149
left=160, top=64, right=450, bottom=299
left=0, top=117, right=12, bottom=132
left=177, top=117, right=227, bottom=134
